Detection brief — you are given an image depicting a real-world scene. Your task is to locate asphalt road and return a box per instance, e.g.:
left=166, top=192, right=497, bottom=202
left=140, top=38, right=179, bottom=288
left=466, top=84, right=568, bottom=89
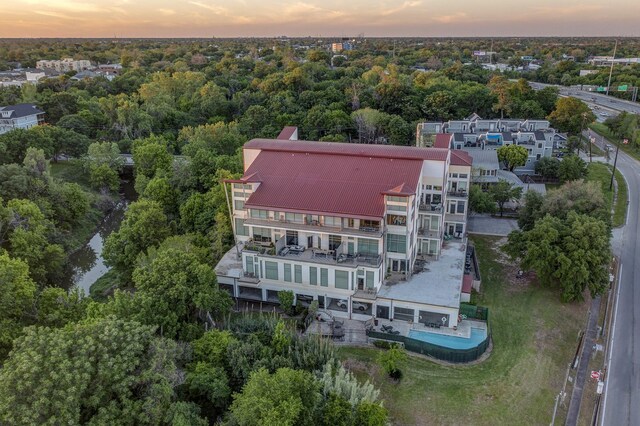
left=598, top=137, right=640, bottom=426
left=529, top=81, right=640, bottom=118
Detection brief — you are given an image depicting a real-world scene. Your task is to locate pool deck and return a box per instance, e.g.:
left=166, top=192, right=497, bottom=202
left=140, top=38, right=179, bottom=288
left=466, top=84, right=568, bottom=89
left=373, top=318, right=487, bottom=340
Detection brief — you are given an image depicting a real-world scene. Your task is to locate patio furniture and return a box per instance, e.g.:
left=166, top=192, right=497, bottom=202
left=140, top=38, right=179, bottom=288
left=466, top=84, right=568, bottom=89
left=288, top=245, right=305, bottom=253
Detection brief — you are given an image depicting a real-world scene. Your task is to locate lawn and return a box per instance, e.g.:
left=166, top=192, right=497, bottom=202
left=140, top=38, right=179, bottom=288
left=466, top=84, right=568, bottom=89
left=585, top=162, right=628, bottom=227
left=338, top=236, right=588, bottom=426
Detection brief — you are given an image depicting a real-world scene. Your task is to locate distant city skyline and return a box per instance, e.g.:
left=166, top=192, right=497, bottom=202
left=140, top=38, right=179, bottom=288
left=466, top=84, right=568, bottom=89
left=1, top=0, right=639, bottom=38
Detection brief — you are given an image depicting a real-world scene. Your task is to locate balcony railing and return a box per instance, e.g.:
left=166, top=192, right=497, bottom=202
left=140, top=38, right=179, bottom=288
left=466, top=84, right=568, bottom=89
left=419, top=203, right=443, bottom=212
left=446, top=190, right=468, bottom=198
left=418, top=227, right=441, bottom=239
left=242, top=239, right=382, bottom=268
left=243, top=217, right=383, bottom=237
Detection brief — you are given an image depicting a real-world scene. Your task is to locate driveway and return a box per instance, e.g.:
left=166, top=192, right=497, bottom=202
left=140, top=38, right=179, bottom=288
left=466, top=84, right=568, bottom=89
left=467, top=214, right=519, bottom=236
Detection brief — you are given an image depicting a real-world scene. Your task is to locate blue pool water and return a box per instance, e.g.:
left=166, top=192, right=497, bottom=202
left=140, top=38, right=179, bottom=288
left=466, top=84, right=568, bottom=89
left=407, top=327, right=487, bottom=350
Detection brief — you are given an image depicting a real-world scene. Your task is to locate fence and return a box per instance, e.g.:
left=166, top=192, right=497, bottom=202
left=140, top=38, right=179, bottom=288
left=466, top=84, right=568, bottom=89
left=368, top=306, right=491, bottom=364
left=459, top=303, right=489, bottom=321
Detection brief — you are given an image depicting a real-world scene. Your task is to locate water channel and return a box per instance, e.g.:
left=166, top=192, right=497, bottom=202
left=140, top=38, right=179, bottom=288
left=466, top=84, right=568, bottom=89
left=62, top=178, right=137, bottom=294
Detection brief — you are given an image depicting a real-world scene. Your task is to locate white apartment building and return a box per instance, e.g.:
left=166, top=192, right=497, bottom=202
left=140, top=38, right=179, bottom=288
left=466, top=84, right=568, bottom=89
left=215, top=134, right=475, bottom=327
left=417, top=115, right=556, bottom=174
left=0, top=104, right=45, bottom=135
left=36, top=58, right=92, bottom=73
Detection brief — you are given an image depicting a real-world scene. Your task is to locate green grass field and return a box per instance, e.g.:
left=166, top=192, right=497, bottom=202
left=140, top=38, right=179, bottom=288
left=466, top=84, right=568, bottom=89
left=338, top=236, right=588, bottom=426
left=590, top=122, right=640, bottom=162
left=586, top=162, right=628, bottom=227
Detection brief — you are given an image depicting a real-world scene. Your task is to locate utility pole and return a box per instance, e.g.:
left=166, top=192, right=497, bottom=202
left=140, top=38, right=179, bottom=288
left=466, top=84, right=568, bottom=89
left=609, top=141, right=620, bottom=191
left=606, top=40, right=618, bottom=96
left=583, top=113, right=592, bottom=163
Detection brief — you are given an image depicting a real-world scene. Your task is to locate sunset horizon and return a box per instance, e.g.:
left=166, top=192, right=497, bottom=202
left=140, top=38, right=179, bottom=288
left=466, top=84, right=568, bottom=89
left=1, top=0, right=639, bottom=38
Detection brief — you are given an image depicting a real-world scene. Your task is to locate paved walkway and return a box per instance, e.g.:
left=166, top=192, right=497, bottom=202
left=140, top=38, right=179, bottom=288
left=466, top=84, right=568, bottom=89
left=565, top=296, right=602, bottom=426
left=467, top=214, right=519, bottom=236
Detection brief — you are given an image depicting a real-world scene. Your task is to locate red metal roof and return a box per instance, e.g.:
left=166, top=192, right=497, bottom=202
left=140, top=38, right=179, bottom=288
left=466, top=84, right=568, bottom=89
left=242, top=149, right=424, bottom=219
left=434, top=133, right=452, bottom=149
left=244, top=139, right=450, bottom=162
left=277, top=126, right=298, bottom=140
left=451, top=150, right=473, bottom=167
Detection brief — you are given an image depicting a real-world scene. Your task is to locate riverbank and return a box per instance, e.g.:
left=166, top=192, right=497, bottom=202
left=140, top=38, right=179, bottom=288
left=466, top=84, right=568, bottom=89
left=50, top=161, right=120, bottom=254
left=50, top=161, right=134, bottom=295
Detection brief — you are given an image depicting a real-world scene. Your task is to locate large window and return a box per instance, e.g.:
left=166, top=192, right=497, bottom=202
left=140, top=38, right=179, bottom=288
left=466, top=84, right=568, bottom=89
left=366, top=271, right=374, bottom=288
left=387, top=204, right=406, bottom=212
left=335, top=270, right=348, bottom=289
left=329, top=235, right=342, bottom=251
left=309, top=267, right=317, bottom=285
left=250, top=209, right=268, bottom=219
left=283, top=264, right=292, bottom=282
left=393, top=307, right=415, bottom=322
left=245, top=256, right=254, bottom=275
left=457, top=201, right=465, bottom=214
left=357, top=238, right=379, bottom=256
left=234, top=200, right=245, bottom=210
left=294, top=265, right=302, bottom=283
left=286, top=230, right=298, bottom=246
left=386, top=234, right=407, bottom=253
left=324, top=216, right=340, bottom=227
left=320, top=268, right=328, bottom=287
left=252, top=227, right=271, bottom=243
left=235, top=218, right=248, bottom=236
left=429, top=215, right=439, bottom=231
left=386, top=214, right=407, bottom=226
left=233, top=183, right=252, bottom=190
left=387, top=196, right=407, bottom=203
left=360, top=220, right=380, bottom=231
left=265, top=261, right=278, bottom=280
left=285, top=212, right=304, bottom=223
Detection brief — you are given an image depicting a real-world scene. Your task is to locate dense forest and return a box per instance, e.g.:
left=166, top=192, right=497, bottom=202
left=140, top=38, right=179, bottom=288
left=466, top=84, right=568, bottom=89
left=0, top=37, right=638, bottom=424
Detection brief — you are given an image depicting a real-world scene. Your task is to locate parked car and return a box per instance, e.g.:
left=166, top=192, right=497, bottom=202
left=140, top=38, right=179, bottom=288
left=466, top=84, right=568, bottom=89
left=336, top=299, right=368, bottom=311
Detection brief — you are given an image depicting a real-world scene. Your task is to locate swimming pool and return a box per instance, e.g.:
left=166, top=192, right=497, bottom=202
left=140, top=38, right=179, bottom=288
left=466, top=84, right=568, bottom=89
left=407, top=327, right=487, bottom=350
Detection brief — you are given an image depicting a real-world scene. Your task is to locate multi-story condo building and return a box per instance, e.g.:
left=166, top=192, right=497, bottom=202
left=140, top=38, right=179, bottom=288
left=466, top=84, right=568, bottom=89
left=417, top=115, right=557, bottom=174
left=215, top=132, right=475, bottom=328
left=0, top=103, right=45, bottom=134
left=36, top=58, right=92, bottom=73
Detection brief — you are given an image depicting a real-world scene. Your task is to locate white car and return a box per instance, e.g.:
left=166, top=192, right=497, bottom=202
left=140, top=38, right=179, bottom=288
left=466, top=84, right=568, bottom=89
left=336, top=299, right=368, bottom=311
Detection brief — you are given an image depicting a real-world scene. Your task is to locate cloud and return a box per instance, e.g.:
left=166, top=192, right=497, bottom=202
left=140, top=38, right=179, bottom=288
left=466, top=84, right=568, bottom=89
left=188, top=1, right=228, bottom=14
left=158, top=8, right=176, bottom=16
left=380, top=1, right=422, bottom=17
left=433, top=12, right=468, bottom=24
left=34, top=10, right=76, bottom=19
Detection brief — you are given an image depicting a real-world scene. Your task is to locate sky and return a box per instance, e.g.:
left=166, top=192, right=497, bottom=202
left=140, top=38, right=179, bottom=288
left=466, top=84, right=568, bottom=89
left=0, top=0, right=639, bottom=38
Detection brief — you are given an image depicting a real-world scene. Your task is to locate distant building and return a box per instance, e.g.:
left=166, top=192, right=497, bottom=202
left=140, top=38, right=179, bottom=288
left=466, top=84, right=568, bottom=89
left=416, top=115, right=556, bottom=174
left=36, top=58, right=92, bottom=73
left=331, top=41, right=354, bottom=53
left=579, top=69, right=599, bottom=77
left=588, top=56, right=640, bottom=66
left=0, top=103, right=45, bottom=134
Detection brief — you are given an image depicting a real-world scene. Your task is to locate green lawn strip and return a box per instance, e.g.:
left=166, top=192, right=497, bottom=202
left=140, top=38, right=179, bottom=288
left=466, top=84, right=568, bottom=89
left=338, top=236, right=587, bottom=426
left=585, top=163, right=628, bottom=228
left=89, top=269, right=120, bottom=301
left=612, top=169, right=628, bottom=227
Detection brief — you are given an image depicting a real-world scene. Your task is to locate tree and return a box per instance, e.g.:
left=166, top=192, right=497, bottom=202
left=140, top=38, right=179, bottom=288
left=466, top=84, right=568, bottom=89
left=422, top=90, right=455, bottom=121
left=547, top=97, right=595, bottom=136
left=35, top=287, right=87, bottom=327
left=228, top=367, right=322, bottom=426
left=84, top=142, right=124, bottom=193
left=278, top=290, right=295, bottom=316
left=517, top=190, right=544, bottom=231
left=319, top=362, right=380, bottom=406
left=103, top=199, right=171, bottom=277
left=505, top=212, right=610, bottom=302
left=186, top=362, right=231, bottom=410
left=2, top=198, right=65, bottom=284
left=0, top=253, right=36, bottom=359
left=192, top=329, right=237, bottom=368
left=542, top=179, right=609, bottom=224
left=488, top=180, right=523, bottom=217
left=558, top=155, right=587, bottom=183
left=90, top=164, right=120, bottom=192
left=132, top=248, right=232, bottom=340
left=51, top=182, right=90, bottom=227
left=534, top=157, right=560, bottom=180
left=0, top=317, right=197, bottom=425
left=377, top=345, right=407, bottom=379
left=497, top=144, right=528, bottom=172
left=469, top=185, right=497, bottom=214
left=488, top=75, right=512, bottom=118
left=132, top=136, right=172, bottom=179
